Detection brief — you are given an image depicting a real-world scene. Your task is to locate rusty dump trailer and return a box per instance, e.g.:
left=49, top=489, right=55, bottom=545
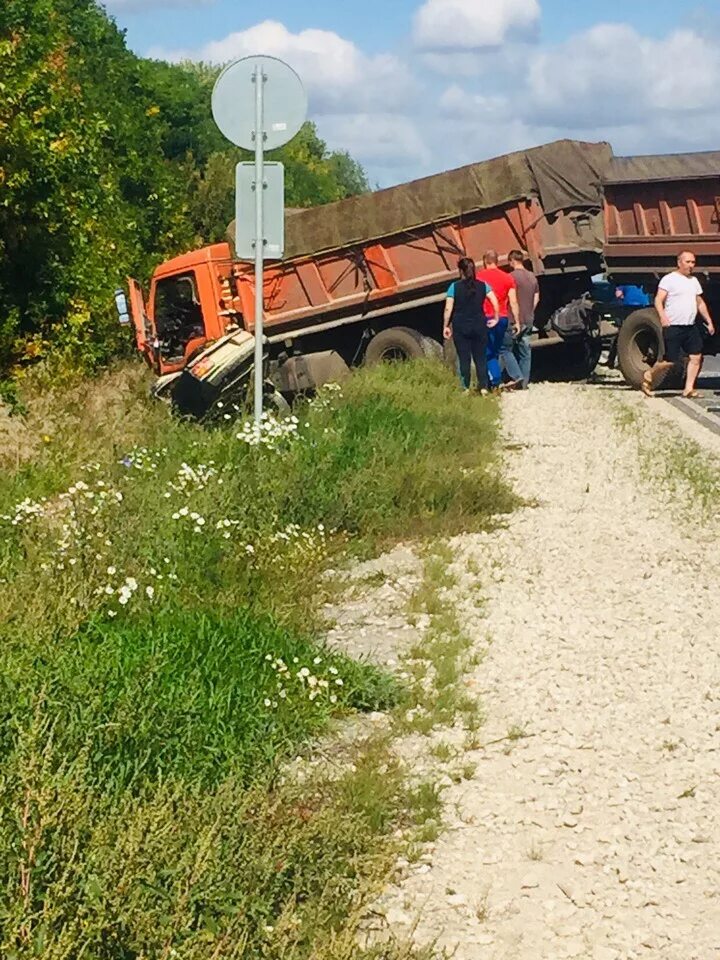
left=603, top=151, right=720, bottom=386
left=123, top=139, right=719, bottom=411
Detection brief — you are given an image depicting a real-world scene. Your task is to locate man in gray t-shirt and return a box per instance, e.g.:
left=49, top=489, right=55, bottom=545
left=509, top=250, right=539, bottom=387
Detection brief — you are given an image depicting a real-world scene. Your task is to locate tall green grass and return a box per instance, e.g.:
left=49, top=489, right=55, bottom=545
left=0, top=359, right=514, bottom=958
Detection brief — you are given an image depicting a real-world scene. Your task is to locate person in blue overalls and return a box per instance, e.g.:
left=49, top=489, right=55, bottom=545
left=443, top=257, right=500, bottom=393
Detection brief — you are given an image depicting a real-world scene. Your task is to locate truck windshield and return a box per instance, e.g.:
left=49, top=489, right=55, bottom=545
left=153, top=273, right=205, bottom=361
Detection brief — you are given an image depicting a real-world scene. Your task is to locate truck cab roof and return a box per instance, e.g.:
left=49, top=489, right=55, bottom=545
left=153, top=243, right=233, bottom=280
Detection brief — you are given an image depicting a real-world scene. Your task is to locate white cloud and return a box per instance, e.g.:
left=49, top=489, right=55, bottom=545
left=143, top=11, right=720, bottom=187
left=151, top=20, right=415, bottom=115
left=527, top=24, right=720, bottom=128
left=319, top=113, right=432, bottom=170
left=427, top=23, right=720, bottom=159
left=394, top=20, right=720, bottom=183
left=413, top=0, right=540, bottom=51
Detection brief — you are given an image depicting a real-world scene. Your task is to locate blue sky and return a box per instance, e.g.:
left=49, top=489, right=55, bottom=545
left=112, top=0, right=712, bottom=56
left=106, top=0, right=720, bottom=185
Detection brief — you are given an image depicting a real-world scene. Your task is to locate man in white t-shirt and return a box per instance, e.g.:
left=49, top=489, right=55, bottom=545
left=642, top=251, right=715, bottom=398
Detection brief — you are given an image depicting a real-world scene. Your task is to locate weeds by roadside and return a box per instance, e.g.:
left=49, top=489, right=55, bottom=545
left=0, top=360, right=513, bottom=959
left=611, top=397, right=720, bottom=519
left=400, top=542, right=485, bottom=736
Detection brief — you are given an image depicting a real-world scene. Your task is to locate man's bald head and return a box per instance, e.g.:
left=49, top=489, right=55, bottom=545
left=483, top=250, right=499, bottom=267
left=677, top=251, right=697, bottom=276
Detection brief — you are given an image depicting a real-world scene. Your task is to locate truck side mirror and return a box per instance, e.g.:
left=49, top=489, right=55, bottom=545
left=115, top=289, right=130, bottom=325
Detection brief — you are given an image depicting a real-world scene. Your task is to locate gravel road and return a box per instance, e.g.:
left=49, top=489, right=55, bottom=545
left=370, top=383, right=720, bottom=959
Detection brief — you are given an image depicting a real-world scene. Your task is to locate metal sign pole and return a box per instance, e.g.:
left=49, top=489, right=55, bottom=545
left=253, top=62, right=265, bottom=424
left=211, top=55, right=306, bottom=422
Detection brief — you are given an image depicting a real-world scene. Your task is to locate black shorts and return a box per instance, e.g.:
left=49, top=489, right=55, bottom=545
left=663, top=324, right=703, bottom=363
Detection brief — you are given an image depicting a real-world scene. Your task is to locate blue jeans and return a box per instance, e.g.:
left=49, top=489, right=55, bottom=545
left=486, top=319, right=505, bottom=387
left=488, top=318, right=523, bottom=385
left=514, top=326, right=532, bottom=386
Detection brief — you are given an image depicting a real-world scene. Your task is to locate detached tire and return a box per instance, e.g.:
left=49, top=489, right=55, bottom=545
left=617, top=308, right=663, bottom=388
left=364, top=326, right=428, bottom=365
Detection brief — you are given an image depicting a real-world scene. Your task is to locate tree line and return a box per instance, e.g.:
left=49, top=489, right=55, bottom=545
left=0, top=0, right=369, bottom=376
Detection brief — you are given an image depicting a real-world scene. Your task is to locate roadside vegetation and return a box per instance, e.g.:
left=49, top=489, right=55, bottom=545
left=1, top=0, right=369, bottom=379
left=0, top=360, right=515, bottom=959
left=401, top=543, right=484, bottom=739
left=612, top=397, right=720, bottom=519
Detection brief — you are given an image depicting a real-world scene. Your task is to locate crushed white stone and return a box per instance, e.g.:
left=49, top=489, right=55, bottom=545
left=350, top=383, right=720, bottom=960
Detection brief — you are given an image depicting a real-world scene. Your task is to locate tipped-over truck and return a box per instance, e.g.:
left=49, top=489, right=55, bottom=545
left=121, top=139, right=720, bottom=414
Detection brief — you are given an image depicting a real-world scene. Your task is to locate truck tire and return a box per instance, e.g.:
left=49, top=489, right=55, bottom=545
left=442, top=337, right=458, bottom=371
left=564, top=336, right=603, bottom=381
left=265, top=387, right=291, bottom=417
left=616, top=308, right=663, bottom=388
left=364, top=327, right=428, bottom=365
left=420, top=335, right=443, bottom=360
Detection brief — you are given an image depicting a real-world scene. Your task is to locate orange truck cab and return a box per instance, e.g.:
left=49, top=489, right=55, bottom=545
left=127, top=244, right=237, bottom=382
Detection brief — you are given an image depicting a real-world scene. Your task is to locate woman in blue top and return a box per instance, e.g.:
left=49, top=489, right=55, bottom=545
left=443, top=257, right=500, bottom=393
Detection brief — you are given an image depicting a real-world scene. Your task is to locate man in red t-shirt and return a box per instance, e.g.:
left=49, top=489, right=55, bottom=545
left=476, top=250, right=523, bottom=388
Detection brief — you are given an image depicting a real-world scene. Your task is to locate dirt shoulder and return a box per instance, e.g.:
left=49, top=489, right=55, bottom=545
left=337, top=383, right=720, bottom=960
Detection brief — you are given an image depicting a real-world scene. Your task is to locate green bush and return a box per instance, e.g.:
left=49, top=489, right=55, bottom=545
left=0, top=4, right=369, bottom=375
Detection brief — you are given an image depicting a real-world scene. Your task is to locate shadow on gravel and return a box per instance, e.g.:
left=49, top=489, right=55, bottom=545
left=587, top=368, right=720, bottom=398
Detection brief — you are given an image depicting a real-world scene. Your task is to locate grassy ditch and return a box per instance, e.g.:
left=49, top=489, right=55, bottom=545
left=0, top=359, right=514, bottom=959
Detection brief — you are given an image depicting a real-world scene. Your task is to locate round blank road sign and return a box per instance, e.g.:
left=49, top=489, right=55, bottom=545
left=212, top=55, right=308, bottom=152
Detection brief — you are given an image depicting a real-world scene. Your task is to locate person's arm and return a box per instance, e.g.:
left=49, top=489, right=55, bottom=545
left=533, top=279, right=540, bottom=311
left=486, top=290, right=500, bottom=328
left=508, top=285, right=520, bottom=333
left=697, top=296, right=715, bottom=336
left=443, top=295, right=454, bottom=340
left=655, top=287, right=670, bottom=327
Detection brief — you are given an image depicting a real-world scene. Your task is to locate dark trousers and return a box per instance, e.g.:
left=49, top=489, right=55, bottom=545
left=454, top=327, right=488, bottom=390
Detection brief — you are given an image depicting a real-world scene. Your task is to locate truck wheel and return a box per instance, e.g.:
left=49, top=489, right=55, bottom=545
left=565, top=336, right=603, bottom=381
left=265, top=387, right=291, bottom=417
left=617, top=309, right=663, bottom=388
left=442, top=337, right=458, bottom=371
left=420, top=335, right=443, bottom=360
left=364, top=327, right=428, bottom=365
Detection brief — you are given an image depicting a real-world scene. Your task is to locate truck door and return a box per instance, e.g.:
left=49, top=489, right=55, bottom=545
left=127, top=277, right=154, bottom=356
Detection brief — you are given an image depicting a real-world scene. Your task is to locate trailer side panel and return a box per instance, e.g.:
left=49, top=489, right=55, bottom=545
left=604, top=152, right=720, bottom=276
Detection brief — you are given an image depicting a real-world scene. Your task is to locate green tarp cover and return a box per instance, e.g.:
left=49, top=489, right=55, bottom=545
left=606, top=151, right=720, bottom=184
left=228, top=139, right=614, bottom=262
left=605, top=151, right=720, bottom=184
